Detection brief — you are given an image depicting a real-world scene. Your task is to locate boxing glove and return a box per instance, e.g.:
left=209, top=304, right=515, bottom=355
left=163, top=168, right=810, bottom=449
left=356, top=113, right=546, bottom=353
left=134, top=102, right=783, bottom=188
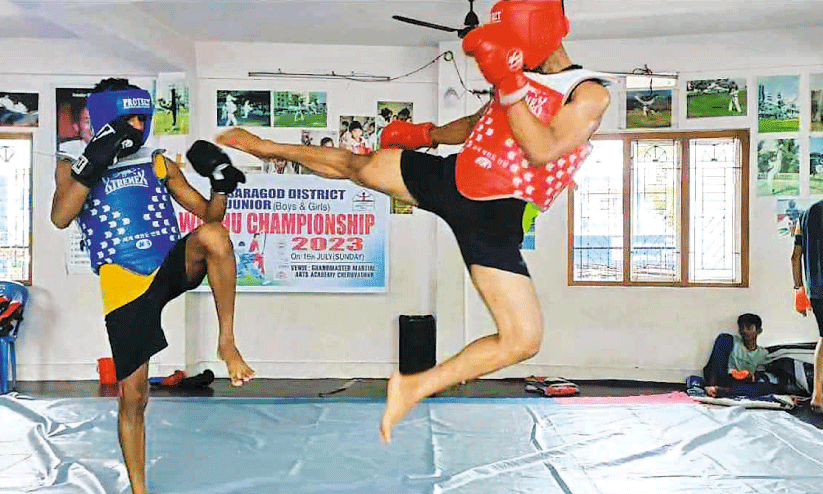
left=795, top=285, right=812, bottom=314
left=462, top=23, right=529, bottom=106
left=380, top=120, right=434, bottom=150
left=186, top=140, right=246, bottom=194
left=730, top=369, right=751, bottom=381
left=71, top=116, right=144, bottom=188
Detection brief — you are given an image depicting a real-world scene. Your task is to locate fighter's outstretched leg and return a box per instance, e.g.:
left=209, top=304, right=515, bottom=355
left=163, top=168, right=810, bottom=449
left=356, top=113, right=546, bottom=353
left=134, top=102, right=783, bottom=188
left=216, top=128, right=418, bottom=206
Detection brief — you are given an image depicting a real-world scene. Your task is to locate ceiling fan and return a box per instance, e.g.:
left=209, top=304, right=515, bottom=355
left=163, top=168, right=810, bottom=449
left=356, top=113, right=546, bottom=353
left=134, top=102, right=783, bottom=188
left=392, top=0, right=480, bottom=39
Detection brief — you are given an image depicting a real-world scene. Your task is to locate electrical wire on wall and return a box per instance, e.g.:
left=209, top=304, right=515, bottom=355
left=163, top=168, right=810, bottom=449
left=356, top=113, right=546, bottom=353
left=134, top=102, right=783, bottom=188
left=249, top=50, right=490, bottom=102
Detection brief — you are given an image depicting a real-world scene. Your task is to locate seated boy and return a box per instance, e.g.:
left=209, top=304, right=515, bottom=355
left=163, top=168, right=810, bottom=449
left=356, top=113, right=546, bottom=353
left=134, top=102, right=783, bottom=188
left=702, top=313, right=772, bottom=398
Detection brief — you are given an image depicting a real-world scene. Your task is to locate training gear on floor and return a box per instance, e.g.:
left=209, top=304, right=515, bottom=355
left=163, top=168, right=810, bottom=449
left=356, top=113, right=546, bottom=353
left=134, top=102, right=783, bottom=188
left=524, top=376, right=579, bottom=397
left=187, top=140, right=246, bottom=194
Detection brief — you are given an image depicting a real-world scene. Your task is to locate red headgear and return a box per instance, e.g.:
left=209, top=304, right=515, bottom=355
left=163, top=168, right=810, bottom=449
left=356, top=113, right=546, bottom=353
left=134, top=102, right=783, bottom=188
left=490, top=0, right=569, bottom=70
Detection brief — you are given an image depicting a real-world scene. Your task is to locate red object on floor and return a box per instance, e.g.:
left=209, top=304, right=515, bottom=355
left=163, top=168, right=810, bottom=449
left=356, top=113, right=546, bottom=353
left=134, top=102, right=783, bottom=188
left=160, top=370, right=187, bottom=386
left=556, top=391, right=696, bottom=405
left=97, top=358, right=117, bottom=385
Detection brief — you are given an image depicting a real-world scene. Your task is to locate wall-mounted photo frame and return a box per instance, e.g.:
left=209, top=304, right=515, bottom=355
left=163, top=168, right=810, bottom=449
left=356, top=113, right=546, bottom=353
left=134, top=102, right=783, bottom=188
left=686, top=78, right=746, bottom=118
left=0, top=92, right=38, bottom=127
left=757, top=138, right=799, bottom=196
left=272, top=91, right=327, bottom=128
left=217, top=90, right=271, bottom=127
left=757, top=75, right=799, bottom=133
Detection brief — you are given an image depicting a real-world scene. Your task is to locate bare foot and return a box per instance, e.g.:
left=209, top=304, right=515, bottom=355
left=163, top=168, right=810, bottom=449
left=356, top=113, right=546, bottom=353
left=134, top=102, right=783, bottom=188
left=811, top=393, right=822, bottom=414
left=215, top=128, right=260, bottom=153
left=380, top=372, right=423, bottom=444
left=218, top=342, right=255, bottom=387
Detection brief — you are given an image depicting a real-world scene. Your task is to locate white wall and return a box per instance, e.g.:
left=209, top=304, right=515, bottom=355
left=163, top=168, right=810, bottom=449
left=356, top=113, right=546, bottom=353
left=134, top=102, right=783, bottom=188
left=9, top=25, right=823, bottom=383
left=188, top=42, right=441, bottom=377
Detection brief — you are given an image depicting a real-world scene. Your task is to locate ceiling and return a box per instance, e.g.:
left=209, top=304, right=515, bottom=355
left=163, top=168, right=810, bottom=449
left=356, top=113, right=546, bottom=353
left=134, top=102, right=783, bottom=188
left=4, top=0, right=823, bottom=70
left=5, top=0, right=823, bottom=44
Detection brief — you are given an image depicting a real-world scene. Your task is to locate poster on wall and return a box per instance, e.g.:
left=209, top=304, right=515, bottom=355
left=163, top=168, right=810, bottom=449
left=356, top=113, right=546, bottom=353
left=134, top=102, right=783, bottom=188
left=625, top=89, right=672, bottom=128
left=154, top=73, right=189, bottom=135
left=55, top=88, right=95, bottom=274
left=811, top=137, right=823, bottom=194
left=272, top=91, right=327, bottom=128
left=0, top=92, right=38, bottom=127
left=217, top=90, right=271, bottom=127
left=686, top=78, right=746, bottom=118
left=339, top=115, right=376, bottom=154
left=757, top=138, right=799, bottom=196
left=175, top=173, right=389, bottom=292
left=55, top=87, right=93, bottom=159
left=263, top=157, right=301, bottom=175
left=64, top=222, right=91, bottom=274
left=775, top=198, right=817, bottom=237
left=298, top=130, right=337, bottom=175
left=376, top=101, right=413, bottom=147
left=757, top=75, right=799, bottom=133
left=375, top=101, right=416, bottom=214
left=811, top=74, right=823, bottom=132
left=521, top=221, right=536, bottom=250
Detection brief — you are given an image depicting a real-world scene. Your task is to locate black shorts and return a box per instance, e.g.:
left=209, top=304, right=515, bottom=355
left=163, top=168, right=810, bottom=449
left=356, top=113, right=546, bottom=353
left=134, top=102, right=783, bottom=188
left=810, top=298, right=823, bottom=338
left=400, top=151, right=530, bottom=276
left=104, top=234, right=206, bottom=381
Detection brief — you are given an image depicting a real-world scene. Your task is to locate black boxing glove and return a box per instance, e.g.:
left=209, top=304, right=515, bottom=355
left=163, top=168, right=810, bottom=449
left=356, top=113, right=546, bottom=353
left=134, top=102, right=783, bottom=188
left=71, top=117, right=144, bottom=188
left=186, top=140, right=246, bottom=194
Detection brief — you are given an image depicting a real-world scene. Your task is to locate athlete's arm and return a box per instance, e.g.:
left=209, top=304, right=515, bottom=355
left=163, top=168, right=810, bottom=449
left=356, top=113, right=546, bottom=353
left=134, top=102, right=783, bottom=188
left=792, top=221, right=804, bottom=289
left=430, top=101, right=490, bottom=146
left=163, top=155, right=227, bottom=223
left=51, top=158, right=91, bottom=229
left=507, top=81, right=610, bottom=165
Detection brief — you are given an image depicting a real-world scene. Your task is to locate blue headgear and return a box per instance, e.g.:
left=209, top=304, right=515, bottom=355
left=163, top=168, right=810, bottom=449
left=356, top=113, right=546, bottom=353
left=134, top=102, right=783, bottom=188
left=87, top=88, right=154, bottom=145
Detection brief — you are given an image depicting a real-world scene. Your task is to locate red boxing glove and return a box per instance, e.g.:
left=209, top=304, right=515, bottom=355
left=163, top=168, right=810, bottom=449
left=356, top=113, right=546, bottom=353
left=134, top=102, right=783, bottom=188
left=380, top=120, right=434, bottom=150
left=462, top=23, right=529, bottom=106
left=795, top=286, right=812, bottom=314
left=730, top=369, right=751, bottom=381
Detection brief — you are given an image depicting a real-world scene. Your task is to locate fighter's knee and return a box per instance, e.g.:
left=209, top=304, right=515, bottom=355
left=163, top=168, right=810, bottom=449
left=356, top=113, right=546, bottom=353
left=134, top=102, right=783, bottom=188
left=350, top=151, right=394, bottom=188
left=196, top=222, right=232, bottom=256
left=513, top=338, right=541, bottom=362
left=502, top=330, right=542, bottom=362
left=119, top=384, right=148, bottom=414
left=348, top=154, right=373, bottom=182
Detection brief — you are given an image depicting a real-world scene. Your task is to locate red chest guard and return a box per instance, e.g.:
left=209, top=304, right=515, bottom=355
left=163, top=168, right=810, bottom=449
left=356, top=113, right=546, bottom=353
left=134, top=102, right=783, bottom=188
left=455, top=71, right=597, bottom=211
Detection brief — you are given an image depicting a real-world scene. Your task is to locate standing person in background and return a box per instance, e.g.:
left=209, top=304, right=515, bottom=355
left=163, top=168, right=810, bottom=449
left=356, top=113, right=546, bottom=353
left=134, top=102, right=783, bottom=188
left=792, top=200, right=823, bottom=413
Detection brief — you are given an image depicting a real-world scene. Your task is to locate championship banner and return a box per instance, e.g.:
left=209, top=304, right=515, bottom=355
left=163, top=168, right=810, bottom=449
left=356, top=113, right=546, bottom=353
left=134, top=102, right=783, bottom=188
left=176, top=173, right=389, bottom=293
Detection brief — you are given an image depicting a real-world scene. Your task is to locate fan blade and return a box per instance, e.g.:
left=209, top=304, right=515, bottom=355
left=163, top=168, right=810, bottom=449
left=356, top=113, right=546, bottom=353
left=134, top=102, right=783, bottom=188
left=392, top=15, right=459, bottom=33
left=457, top=25, right=478, bottom=39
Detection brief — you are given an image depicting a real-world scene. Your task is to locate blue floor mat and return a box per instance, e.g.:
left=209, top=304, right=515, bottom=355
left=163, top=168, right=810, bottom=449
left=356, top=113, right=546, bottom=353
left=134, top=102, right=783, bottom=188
left=2, top=395, right=823, bottom=494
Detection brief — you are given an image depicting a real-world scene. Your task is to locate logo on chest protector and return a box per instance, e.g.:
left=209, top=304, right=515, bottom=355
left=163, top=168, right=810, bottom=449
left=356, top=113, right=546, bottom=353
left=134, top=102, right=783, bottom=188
left=103, top=169, right=149, bottom=194
left=474, top=156, right=493, bottom=169
left=136, top=239, right=153, bottom=250
left=525, top=94, right=550, bottom=119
